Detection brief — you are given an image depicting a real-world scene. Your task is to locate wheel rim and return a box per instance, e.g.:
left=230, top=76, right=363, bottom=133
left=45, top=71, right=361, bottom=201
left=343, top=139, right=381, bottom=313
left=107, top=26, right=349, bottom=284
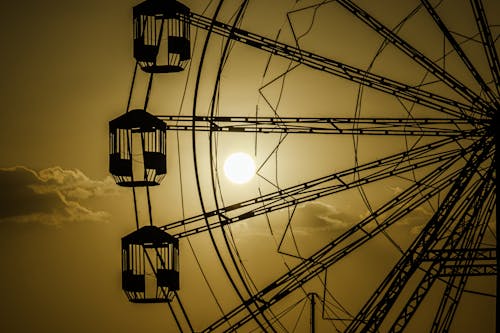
left=170, top=1, right=498, bottom=332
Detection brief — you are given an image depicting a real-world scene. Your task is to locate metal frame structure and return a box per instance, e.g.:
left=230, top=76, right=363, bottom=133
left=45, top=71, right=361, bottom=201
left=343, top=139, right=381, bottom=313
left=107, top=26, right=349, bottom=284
left=110, top=0, right=498, bottom=332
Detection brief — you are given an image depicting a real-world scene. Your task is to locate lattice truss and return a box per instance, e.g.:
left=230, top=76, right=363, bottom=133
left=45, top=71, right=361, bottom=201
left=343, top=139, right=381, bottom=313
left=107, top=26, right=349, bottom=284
left=109, top=0, right=498, bottom=332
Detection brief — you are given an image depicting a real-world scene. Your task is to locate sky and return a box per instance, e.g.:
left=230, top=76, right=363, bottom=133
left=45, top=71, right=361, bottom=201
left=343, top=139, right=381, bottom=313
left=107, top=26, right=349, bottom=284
left=0, top=0, right=497, bottom=332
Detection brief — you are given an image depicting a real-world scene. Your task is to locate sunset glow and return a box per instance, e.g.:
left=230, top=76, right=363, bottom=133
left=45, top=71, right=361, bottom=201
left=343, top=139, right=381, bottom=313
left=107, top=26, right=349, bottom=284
left=223, top=152, right=256, bottom=184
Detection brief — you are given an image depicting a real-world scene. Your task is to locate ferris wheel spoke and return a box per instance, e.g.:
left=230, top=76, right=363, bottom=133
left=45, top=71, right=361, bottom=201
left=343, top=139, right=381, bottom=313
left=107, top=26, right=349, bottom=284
left=160, top=136, right=470, bottom=237
left=430, top=189, right=497, bottom=333
left=345, top=138, right=493, bottom=333
left=186, top=12, right=481, bottom=120
left=432, top=276, right=471, bottom=332
left=200, top=141, right=475, bottom=332
left=110, top=1, right=497, bottom=331
left=395, top=198, right=496, bottom=333
left=470, top=0, right=500, bottom=97
left=158, top=115, right=479, bottom=136
left=206, top=139, right=489, bottom=332
left=420, top=0, right=498, bottom=107
left=335, top=0, right=491, bottom=113
left=270, top=147, right=486, bottom=296
left=386, top=165, right=496, bottom=333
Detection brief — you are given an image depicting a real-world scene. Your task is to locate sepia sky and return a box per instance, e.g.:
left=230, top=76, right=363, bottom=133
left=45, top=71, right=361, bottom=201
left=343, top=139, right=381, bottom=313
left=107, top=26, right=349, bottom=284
left=0, top=0, right=497, bottom=332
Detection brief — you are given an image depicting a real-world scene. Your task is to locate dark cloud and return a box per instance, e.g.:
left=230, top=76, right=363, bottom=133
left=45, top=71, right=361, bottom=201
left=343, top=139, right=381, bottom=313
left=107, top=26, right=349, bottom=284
left=0, top=166, right=121, bottom=226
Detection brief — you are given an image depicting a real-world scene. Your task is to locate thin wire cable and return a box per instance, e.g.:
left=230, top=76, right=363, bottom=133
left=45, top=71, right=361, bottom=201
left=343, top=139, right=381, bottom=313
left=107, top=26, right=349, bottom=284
left=190, top=1, right=272, bottom=331
left=124, top=62, right=141, bottom=229
left=174, top=0, right=228, bottom=321
left=205, top=1, right=283, bottom=330
left=155, top=0, right=496, bottom=330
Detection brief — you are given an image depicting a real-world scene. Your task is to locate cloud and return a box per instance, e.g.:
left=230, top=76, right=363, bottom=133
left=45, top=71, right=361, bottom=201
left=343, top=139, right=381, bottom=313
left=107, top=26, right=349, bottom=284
left=0, top=166, right=122, bottom=226
left=263, top=201, right=359, bottom=258
left=31, top=166, right=119, bottom=199
left=291, top=201, right=357, bottom=234
left=388, top=186, right=403, bottom=195
left=232, top=201, right=358, bottom=238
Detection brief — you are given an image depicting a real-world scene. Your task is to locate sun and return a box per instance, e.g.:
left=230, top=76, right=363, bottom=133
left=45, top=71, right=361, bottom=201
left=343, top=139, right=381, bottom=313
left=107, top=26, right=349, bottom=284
left=223, top=152, right=256, bottom=184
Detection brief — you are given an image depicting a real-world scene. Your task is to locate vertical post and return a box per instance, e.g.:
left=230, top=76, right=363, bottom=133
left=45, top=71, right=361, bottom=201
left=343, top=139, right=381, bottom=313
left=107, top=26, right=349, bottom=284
left=495, top=113, right=498, bottom=333
left=309, top=293, right=316, bottom=333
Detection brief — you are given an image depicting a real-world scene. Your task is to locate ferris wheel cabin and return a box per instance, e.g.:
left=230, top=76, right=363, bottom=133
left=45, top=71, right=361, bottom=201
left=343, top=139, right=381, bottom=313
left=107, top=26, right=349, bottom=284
left=133, top=0, right=191, bottom=73
left=122, top=226, right=179, bottom=303
left=109, top=109, right=167, bottom=187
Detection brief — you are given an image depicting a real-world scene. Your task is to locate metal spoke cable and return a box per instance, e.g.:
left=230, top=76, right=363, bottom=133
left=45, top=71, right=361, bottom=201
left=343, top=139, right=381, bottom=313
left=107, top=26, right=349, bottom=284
left=174, top=0, right=228, bottom=322
left=470, top=0, right=500, bottom=97
left=158, top=138, right=473, bottom=238
left=430, top=186, right=496, bottom=332
left=251, top=141, right=488, bottom=327
left=199, top=136, right=486, bottom=331
left=112, top=1, right=496, bottom=332
left=211, top=55, right=263, bottom=301
left=387, top=163, right=496, bottom=333
left=345, top=138, right=493, bottom=332
left=193, top=1, right=280, bottom=331
left=190, top=0, right=271, bottom=331
left=335, top=0, right=491, bottom=114
left=157, top=115, right=480, bottom=136
left=141, top=248, right=194, bottom=332
left=351, top=1, right=427, bottom=264
left=183, top=12, right=482, bottom=120
left=199, top=150, right=469, bottom=332
left=420, top=0, right=498, bottom=107
left=208, top=0, right=286, bottom=329
left=255, top=0, right=312, bottom=276
left=162, top=136, right=473, bottom=237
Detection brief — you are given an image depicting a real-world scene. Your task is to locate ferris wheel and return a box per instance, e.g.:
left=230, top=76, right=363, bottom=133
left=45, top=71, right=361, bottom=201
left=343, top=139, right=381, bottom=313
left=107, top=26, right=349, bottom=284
left=108, top=0, right=498, bottom=332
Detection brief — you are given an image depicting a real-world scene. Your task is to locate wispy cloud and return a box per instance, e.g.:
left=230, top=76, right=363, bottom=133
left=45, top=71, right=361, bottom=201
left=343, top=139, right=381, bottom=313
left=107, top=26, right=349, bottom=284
left=0, top=166, right=122, bottom=226
left=291, top=201, right=357, bottom=234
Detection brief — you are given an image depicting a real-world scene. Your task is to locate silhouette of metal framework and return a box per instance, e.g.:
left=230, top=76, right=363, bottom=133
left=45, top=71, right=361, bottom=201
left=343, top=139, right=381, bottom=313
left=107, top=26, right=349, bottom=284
left=109, top=0, right=497, bottom=332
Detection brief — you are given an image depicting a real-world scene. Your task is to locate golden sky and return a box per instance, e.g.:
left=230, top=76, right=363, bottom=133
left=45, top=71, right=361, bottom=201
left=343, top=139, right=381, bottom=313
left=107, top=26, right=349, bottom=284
left=0, top=0, right=497, bottom=332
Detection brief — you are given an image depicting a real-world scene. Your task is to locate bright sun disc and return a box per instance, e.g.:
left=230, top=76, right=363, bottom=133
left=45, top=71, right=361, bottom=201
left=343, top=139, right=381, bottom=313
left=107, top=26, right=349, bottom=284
left=223, top=152, right=256, bottom=184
